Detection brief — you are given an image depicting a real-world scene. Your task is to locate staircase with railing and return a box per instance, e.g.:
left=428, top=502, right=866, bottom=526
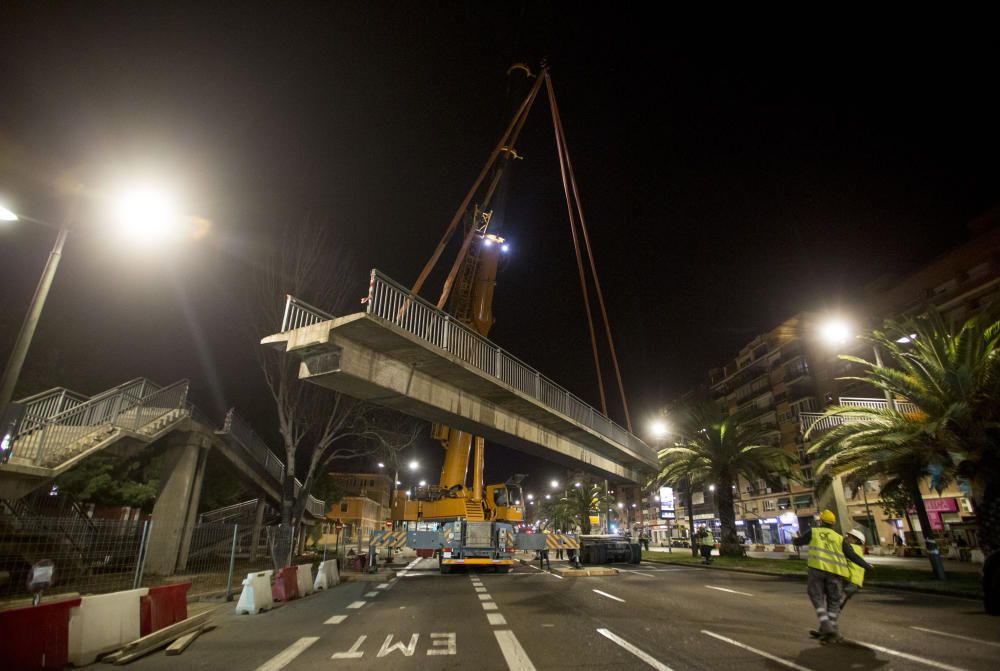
left=6, top=378, right=191, bottom=473
left=216, top=409, right=327, bottom=518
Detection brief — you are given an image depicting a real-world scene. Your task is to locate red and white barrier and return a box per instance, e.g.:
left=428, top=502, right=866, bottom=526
left=295, top=563, right=315, bottom=596
left=67, top=588, right=148, bottom=665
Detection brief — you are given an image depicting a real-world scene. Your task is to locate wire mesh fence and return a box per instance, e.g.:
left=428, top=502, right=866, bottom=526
left=0, top=514, right=147, bottom=601
left=0, top=513, right=300, bottom=605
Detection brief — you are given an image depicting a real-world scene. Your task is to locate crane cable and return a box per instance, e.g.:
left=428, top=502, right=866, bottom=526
left=410, top=72, right=546, bottom=301
left=545, top=73, right=633, bottom=432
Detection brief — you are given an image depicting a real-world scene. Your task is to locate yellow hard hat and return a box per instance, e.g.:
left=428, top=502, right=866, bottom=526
left=820, top=509, right=836, bottom=524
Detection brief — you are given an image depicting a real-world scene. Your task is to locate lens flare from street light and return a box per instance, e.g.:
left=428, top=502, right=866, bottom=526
left=112, top=185, right=180, bottom=245
left=0, top=205, right=18, bottom=221
left=819, top=318, right=852, bottom=346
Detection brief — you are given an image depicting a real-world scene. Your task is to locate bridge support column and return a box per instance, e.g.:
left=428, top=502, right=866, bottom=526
left=249, top=498, right=267, bottom=560
left=146, top=432, right=211, bottom=576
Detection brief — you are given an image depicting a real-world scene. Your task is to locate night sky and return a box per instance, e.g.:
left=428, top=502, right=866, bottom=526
left=2, top=5, right=998, bottom=493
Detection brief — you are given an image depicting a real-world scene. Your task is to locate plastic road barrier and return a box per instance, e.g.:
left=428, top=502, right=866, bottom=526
left=295, top=563, right=315, bottom=596
left=271, top=565, right=299, bottom=602
left=0, top=597, right=81, bottom=671
left=314, top=560, right=340, bottom=590
left=68, top=588, right=148, bottom=666
left=140, top=582, right=191, bottom=636
left=235, top=570, right=274, bottom=615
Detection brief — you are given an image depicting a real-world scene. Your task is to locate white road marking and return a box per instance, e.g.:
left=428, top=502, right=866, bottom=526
left=494, top=629, right=537, bottom=671
left=525, top=563, right=563, bottom=579
left=255, top=636, right=319, bottom=671
left=852, top=640, right=972, bottom=671
left=428, top=632, right=457, bottom=656
left=909, top=626, right=1000, bottom=648
left=365, top=591, right=379, bottom=597
left=482, top=601, right=498, bottom=610
left=475, top=587, right=488, bottom=592
left=487, top=613, right=508, bottom=626
left=700, top=630, right=811, bottom=671
left=347, top=600, right=367, bottom=609
left=593, top=589, right=625, bottom=603
left=478, top=593, right=493, bottom=601
left=324, top=614, right=347, bottom=624
left=378, top=633, right=419, bottom=657
left=617, top=569, right=656, bottom=577
left=376, top=583, right=391, bottom=589
left=705, top=585, right=753, bottom=597
left=597, top=628, right=673, bottom=671
left=331, top=635, right=367, bottom=660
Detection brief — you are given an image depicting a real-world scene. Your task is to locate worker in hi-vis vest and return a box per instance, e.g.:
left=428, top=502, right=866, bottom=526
left=793, top=510, right=872, bottom=643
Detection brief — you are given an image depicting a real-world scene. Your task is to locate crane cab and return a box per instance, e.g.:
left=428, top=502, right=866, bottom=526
left=485, top=483, right=524, bottom=522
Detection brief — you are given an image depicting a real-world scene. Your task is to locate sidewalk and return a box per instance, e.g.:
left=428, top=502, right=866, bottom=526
left=648, top=546, right=983, bottom=573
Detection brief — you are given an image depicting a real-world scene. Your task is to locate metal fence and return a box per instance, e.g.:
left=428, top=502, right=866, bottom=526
left=0, top=513, right=148, bottom=600
left=277, top=270, right=649, bottom=457
left=0, top=513, right=310, bottom=604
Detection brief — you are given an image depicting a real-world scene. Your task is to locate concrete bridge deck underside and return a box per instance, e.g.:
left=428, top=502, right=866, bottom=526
left=263, top=314, right=657, bottom=484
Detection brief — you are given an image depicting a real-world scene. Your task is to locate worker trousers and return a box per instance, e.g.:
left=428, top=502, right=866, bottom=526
left=806, top=568, right=845, bottom=636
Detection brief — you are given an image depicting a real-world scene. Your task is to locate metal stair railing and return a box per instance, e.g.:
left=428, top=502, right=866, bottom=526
left=198, top=498, right=261, bottom=524
left=11, top=378, right=189, bottom=466
left=17, top=387, right=90, bottom=435
left=218, top=409, right=326, bottom=517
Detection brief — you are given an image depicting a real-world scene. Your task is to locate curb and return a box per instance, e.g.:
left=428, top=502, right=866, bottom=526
left=641, top=558, right=983, bottom=600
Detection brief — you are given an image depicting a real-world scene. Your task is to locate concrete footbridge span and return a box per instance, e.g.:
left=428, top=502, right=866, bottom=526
left=262, top=270, right=658, bottom=484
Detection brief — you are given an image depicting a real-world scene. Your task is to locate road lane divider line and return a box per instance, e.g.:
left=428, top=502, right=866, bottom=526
left=909, top=626, right=1000, bottom=648
left=524, top=563, right=563, bottom=579
left=478, top=593, right=493, bottom=601
left=705, top=585, right=753, bottom=597
left=254, top=636, right=319, bottom=671
left=596, top=628, right=673, bottom=671
left=700, top=630, right=811, bottom=671
left=494, top=629, right=537, bottom=671
left=347, top=601, right=367, bottom=609
left=376, top=583, right=391, bottom=589
left=365, top=591, right=379, bottom=597
left=482, top=601, right=499, bottom=610
left=592, top=589, right=625, bottom=603
left=617, top=569, right=655, bottom=577
left=487, top=613, right=508, bottom=626
left=475, top=587, right=488, bottom=592
left=324, top=614, right=348, bottom=624
left=852, top=640, right=971, bottom=671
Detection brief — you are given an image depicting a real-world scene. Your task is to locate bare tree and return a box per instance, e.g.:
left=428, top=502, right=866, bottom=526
left=251, top=222, right=419, bottom=530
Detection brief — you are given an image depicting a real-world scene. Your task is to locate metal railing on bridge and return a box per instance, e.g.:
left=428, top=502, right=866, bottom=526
left=218, top=409, right=326, bottom=518
left=278, top=269, right=647, bottom=456
left=11, top=378, right=190, bottom=466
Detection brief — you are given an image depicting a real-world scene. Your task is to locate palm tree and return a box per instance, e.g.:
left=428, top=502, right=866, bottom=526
left=544, top=484, right=609, bottom=534
left=807, top=307, right=1000, bottom=588
left=651, top=402, right=798, bottom=557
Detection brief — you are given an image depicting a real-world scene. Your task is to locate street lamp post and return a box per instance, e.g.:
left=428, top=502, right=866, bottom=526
left=0, top=215, right=70, bottom=414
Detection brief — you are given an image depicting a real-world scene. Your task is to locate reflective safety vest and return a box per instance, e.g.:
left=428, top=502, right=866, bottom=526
left=807, top=527, right=851, bottom=579
left=846, top=550, right=865, bottom=587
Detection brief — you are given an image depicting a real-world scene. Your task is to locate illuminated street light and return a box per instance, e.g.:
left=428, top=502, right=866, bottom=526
left=111, top=185, right=182, bottom=245
left=550, top=480, right=559, bottom=489
left=1, top=187, right=193, bottom=413
left=617, top=502, right=624, bottom=509
left=709, top=485, right=716, bottom=492
left=650, top=419, right=669, bottom=439
left=419, top=480, right=426, bottom=487
left=526, top=493, right=534, bottom=500
left=545, top=494, right=551, bottom=500
left=409, top=460, right=419, bottom=471
left=574, top=482, right=581, bottom=488
left=819, top=317, right=852, bottom=346
left=377, top=462, right=385, bottom=468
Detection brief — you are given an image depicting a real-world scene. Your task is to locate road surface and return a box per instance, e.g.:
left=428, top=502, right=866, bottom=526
left=129, top=557, right=998, bottom=671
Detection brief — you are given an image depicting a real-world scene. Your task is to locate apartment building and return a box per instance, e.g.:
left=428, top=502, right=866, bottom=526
left=326, top=472, right=393, bottom=543
left=667, top=214, right=1000, bottom=548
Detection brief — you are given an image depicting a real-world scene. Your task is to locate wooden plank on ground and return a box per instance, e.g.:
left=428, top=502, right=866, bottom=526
left=102, top=611, right=212, bottom=664
left=165, top=627, right=204, bottom=655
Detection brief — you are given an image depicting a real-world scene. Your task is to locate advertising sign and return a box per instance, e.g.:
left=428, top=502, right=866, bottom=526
left=659, top=486, right=676, bottom=520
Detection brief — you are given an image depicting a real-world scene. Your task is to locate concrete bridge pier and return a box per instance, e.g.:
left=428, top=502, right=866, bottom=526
left=146, top=432, right=211, bottom=576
